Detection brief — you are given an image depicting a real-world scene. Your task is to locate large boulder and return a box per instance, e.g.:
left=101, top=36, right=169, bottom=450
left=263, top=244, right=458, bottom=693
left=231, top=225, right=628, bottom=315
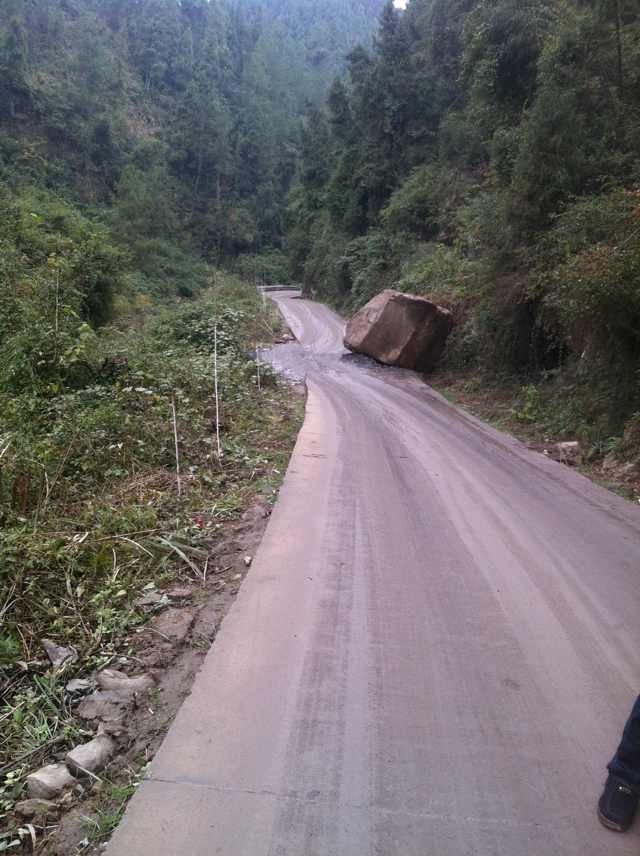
left=344, top=290, right=453, bottom=372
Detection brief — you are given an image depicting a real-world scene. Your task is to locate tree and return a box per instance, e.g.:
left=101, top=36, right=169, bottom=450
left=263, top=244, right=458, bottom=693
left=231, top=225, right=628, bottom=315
left=0, top=0, right=30, bottom=119
left=327, top=78, right=352, bottom=146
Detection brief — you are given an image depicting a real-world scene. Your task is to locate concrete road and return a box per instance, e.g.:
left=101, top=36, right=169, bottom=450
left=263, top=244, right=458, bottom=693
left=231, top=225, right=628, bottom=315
left=107, top=295, right=640, bottom=855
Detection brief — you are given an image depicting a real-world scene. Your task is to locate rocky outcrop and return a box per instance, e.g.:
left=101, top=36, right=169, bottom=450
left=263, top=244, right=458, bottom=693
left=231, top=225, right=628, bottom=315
left=549, top=441, right=583, bottom=466
left=76, top=690, right=136, bottom=731
left=96, top=669, right=155, bottom=694
left=344, top=290, right=453, bottom=372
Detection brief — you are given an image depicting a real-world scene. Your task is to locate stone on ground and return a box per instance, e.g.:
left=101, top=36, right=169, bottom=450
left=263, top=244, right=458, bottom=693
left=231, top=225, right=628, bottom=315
left=76, top=690, right=135, bottom=730
left=551, top=441, right=583, bottom=466
left=76, top=670, right=155, bottom=731
left=96, top=668, right=155, bottom=694
left=65, top=678, right=94, bottom=694
left=66, top=734, right=115, bottom=775
left=41, top=638, right=77, bottom=669
left=344, top=289, right=453, bottom=372
left=148, top=606, right=197, bottom=643
left=26, top=764, right=76, bottom=799
left=166, top=586, right=193, bottom=600
left=15, top=798, right=60, bottom=819
left=135, top=590, right=166, bottom=608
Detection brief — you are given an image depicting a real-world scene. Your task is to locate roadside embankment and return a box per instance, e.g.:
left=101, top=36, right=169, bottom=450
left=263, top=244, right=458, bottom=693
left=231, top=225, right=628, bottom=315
left=430, top=369, right=640, bottom=505
left=0, top=277, right=304, bottom=853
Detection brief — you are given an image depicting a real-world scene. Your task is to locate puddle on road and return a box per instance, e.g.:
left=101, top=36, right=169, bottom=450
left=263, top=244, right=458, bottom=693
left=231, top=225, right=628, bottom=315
left=260, top=340, right=421, bottom=389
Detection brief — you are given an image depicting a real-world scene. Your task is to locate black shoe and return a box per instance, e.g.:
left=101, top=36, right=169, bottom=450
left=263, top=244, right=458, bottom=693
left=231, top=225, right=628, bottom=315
left=598, top=774, right=639, bottom=832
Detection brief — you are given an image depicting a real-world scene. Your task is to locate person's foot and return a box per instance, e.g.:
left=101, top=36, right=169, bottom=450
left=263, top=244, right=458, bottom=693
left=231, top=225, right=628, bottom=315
left=598, top=774, right=639, bottom=832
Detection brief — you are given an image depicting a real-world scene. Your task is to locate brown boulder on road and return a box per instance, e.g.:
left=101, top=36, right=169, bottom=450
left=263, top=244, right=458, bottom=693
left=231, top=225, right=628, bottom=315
left=344, top=289, right=453, bottom=372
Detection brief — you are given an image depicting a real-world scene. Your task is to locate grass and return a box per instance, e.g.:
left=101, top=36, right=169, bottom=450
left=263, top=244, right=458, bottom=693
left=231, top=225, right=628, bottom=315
left=83, top=767, right=144, bottom=845
left=0, top=273, right=304, bottom=810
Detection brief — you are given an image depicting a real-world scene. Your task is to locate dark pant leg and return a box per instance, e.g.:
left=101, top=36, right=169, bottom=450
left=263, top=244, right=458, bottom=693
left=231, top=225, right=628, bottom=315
left=609, top=695, right=640, bottom=791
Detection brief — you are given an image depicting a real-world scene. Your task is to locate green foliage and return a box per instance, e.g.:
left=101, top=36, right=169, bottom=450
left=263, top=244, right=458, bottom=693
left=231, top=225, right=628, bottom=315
left=397, top=243, right=477, bottom=310
left=233, top=249, right=290, bottom=284
left=123, top=238, right=210, bottom=298
left=0, top=276, right=303, bottom=775
left=537, top=190, right=640, bottom=424
left=381, top=165, right=473, bottom=241
left=287, top=0, right=640, bottom=435
left=0, top=1, right=30, bottom=121
left=301, top=214, right=350, bottom=301
left=510, top=384, right=543, bottom=423
left=618, top=413, right=640, bottom=460
left=85, top=769, right=144, bottom=843
left=113, top=164, right=179, bottom=244
left=0, top=635, right=20, bottom=666
left=339, top=230, right=406, bottom=309
left=0, top=185, right=126, bottom=395
left=0, top=0, right=384, bottom=268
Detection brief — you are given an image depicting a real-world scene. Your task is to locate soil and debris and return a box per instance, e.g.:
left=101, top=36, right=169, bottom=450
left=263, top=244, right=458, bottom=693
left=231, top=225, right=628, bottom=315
left=430, top=371, right=640, bottom=503
left=4, top=491, right=291, bottom=855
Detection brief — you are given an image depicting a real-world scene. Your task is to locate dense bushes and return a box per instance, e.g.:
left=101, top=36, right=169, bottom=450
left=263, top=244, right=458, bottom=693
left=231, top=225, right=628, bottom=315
left=0, top=165, right=294, bottom=708
left=232, top=248, right=291, bottom=285
left=0, top=188, right=124, bottom=396
left=0, top=0, right=384, bottom=268
left=0, top=279, right=275, bottom=527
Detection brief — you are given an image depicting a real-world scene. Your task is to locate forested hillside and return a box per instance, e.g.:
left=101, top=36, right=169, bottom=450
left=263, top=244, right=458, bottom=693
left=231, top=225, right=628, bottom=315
left=0, top=0, right=383, bottom=290
left=289, top=0, right=640, bottom=448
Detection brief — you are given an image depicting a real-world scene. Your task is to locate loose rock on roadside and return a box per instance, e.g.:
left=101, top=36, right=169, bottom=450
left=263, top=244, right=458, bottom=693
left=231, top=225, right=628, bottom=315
left=548, top=440, right=583, bottom=466
left=41, top=639, right=78, bottom=669
left=66, top=734, right=116, bottom=776
left=26, top=764, right=76, bottom=800
left=14, top=798, right=61, bottom=820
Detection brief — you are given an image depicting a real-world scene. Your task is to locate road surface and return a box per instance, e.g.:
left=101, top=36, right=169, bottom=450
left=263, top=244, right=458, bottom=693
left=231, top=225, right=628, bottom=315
left=107, top=294, right=640, bottom=855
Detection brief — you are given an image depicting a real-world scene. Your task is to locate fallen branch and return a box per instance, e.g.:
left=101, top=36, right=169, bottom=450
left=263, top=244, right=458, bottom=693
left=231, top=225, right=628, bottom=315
left=154, top=535, right=203, bottom=577
left=40, top=432, right=78, bottom=518
left=89, top=528, right=164, bottom=544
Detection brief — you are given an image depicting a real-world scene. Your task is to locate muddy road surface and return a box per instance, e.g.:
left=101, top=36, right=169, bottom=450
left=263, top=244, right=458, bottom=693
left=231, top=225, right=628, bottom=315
left=107, top=294, right=640, bottom=856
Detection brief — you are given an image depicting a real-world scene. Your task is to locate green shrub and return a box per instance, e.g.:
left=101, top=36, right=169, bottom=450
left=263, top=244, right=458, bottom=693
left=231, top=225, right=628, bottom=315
left=381, top=165, right=474, bottom=242
left=233, top=249, right=290, bottom=284
left=397, top=242, right=478, bottom=311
